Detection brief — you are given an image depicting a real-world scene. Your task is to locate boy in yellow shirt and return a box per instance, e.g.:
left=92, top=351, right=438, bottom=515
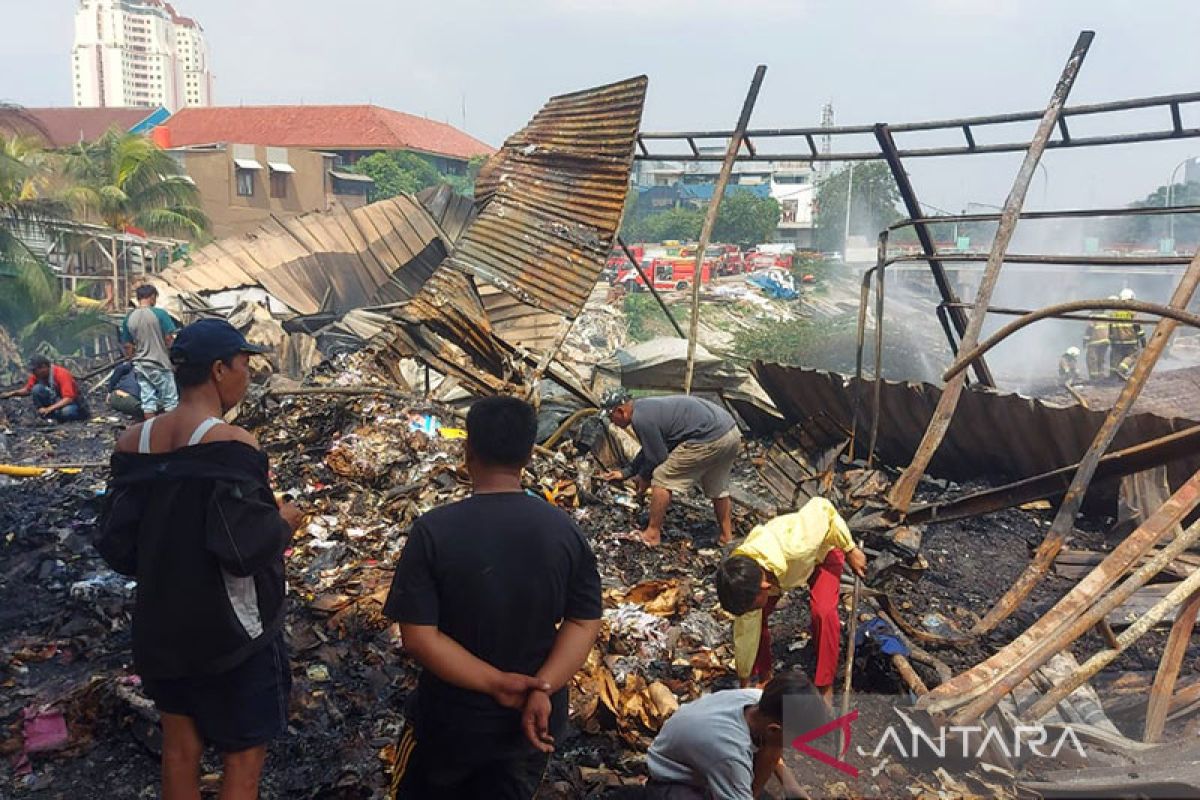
left=716, top=497, right=867, bottom=705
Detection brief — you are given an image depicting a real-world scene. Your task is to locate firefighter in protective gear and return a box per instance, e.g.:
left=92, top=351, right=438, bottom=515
left=1059, top=346, right=1080, bottom=385
left=1083, top=299, right=1113, bottom=380
left=1109, top=288, right=1144, bottom=376
left=1115, top=350, right=1139, bottom=381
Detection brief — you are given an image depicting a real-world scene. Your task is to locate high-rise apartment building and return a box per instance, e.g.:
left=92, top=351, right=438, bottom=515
left=72, top=0, right=213, bottom=112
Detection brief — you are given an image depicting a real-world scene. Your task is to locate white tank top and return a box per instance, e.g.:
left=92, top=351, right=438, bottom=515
left=137, top=416, right=224, bottom=454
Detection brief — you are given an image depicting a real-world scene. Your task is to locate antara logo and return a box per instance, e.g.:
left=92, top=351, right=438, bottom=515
left=790, top=709, right=1089, bottom=780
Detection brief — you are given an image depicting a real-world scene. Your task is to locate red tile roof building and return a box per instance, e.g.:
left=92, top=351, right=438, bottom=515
left=159, top=105, right=494, bottom=164
left=17, top=107, right=170, bottom=148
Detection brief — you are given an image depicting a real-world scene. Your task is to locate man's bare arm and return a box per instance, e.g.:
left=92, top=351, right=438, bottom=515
left=400, top=623, right=548, bottom=708
left=535, top=617, right=602, bottom=692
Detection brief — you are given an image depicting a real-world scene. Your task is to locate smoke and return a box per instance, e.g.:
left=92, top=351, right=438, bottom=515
left=868, top=215, right=1199, bottom=394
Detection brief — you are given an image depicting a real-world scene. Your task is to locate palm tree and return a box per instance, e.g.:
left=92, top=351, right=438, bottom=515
left=64, top=128, right=209, bottom=240
left=0, top=125, right=109, bottom=358
left=0, top=133, right=65, bottom=335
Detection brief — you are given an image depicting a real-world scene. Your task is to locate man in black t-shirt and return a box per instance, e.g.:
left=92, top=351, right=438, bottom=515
left=384, top=396, right=603, bottom=800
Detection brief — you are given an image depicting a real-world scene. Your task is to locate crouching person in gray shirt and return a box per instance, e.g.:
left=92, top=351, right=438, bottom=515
left=646, top=671, right=817, bottom=799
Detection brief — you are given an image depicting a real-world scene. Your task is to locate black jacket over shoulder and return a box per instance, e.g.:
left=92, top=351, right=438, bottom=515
left=96, top=441, right=291, bottom=679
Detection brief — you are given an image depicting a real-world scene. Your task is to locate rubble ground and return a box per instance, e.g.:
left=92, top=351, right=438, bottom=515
left=0, top=382, right=1182, bottom=799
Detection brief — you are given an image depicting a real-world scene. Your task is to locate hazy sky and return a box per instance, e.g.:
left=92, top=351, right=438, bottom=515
left=4, top=0, right=1199, bottom=212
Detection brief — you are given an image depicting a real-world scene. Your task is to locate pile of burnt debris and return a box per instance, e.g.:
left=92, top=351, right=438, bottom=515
left=3, top=341, right=1199, bottom=800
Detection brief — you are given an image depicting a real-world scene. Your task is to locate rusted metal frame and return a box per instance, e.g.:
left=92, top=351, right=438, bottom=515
left=1058, top=116, right=1072, bottom=144
left=903, top=424, right=1200, bottom=527
left=972, top=247, right=1200, bottom=636
left=852, top=233, right=889, bottom=465
left=940, top=301, right=1160, bottom=326
left=933, top=306, right=961, bottom=357
left=868, top=256, right=886, bottom=467
left=635, top=126, right=1200, bottom=162
left=886, top=32, right=1094, bottom=515
left=637, top=88, right=1200, bottom=162
left=873, top=123, right=988, bottom=385
left=889, top=252, right=1192, bottom=267
left=944, top=299, right=1200, bottom=382
left=947, top=513, right=1200, bottom=723
left=893, top=202, right=1200, bottom=227
left=1026, top=557, right=1200, bottom=722
left=850, top=263, right=876, bottom=456
left=1144, top=587, right=1200, bottom=742
left=635, top=89, right=1200, bottom=144
left=919, top=472, right=1200, bottom=719
left=683, top=65, right=767, bottom=394
left=616, top=236, right=685, bottom=338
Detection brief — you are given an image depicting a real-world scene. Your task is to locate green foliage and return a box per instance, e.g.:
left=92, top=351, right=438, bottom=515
left=814, top=162, right=903, bottom=252
left=621, top=188, right=781, bottom=244
left=0, top=135, right=64, bottom=341
left=63, top=128, right=208, bottom=239
left=19, top=294, right=112, bottom=356
left=712, top=191, right=780, bottom=244
left=623, top=206, right=703, bottom=243
left=733, top=314, right=860, bottom=368
left=352, top=151, right=484, bottom=203
left=1110, top=182, right=1200, bottom=248
left=623, top=292, right=679, bottom=343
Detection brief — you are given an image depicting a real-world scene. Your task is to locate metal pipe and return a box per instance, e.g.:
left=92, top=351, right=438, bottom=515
left=683, top=65, right=767, bottom=395
left=874, top=124, right=990, bottom=385
left=1025, top=554, right=1200, bottom=722
left=972, top=246, right=1200, bottom=637
left=887, top=31, right=1094, bottom=515
left=920, top=469, right=1200, bottom=718
left=616, top=237, right=686, bottom=339
left=900, top=424, right=1200, bottom=528
left=850, top=263, right=876, bottom=455
left=953, top=513, right=1200, bottom=724
left=943, top=299, right=1200, bottom=382
left=891, top=202, right=1200, bottom=228
left=939, top=301, right=1160, bottom=326
left=635, top=89, right=1200, bottom=144
left=887, top=252, right=1192, bottom=266
left=635, top=126, right=1200, bottom=162
left=1144, top=585, right=1200, bottom=742
left=868, top=251, right=886, bottom=467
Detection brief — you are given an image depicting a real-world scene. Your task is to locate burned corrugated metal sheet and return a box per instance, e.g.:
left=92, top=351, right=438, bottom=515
left=416, top=184, right=476, bottom=244
left=751, top=362, right=1200, bottom=494
left=156, top=195, right=446, bottom=315
left=447, top=76, right=648, bottom=319
left=478, top=283, right=566, bottom=354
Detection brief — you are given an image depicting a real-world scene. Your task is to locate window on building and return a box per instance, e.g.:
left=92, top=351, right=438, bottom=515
left=270, top=170, right=288, bottom=199
left=236, top=168, right=255, bottom=197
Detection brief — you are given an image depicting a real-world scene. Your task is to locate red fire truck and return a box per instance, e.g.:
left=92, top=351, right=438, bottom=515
left=615, top=257, right=714, bottom=292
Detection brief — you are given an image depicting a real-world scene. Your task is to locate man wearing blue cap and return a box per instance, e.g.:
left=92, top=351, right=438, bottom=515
left=97, top=319, right=302, bottom=800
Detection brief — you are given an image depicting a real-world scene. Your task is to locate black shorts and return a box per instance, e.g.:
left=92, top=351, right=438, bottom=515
left=390, top=725, right=549, bottom=800
left=142, top=634, right=291, bottom=753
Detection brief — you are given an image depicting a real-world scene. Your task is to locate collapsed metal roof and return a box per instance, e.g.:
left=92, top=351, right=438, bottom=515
left=156, top=195, right=447, bottom=315
left=750, top=362, right=1200, bottom=495
left=447, top=75, right=648, bottom=319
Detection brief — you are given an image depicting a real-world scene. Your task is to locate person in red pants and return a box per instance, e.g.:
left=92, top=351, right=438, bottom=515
left=717, top=498, right=867, bottom=706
